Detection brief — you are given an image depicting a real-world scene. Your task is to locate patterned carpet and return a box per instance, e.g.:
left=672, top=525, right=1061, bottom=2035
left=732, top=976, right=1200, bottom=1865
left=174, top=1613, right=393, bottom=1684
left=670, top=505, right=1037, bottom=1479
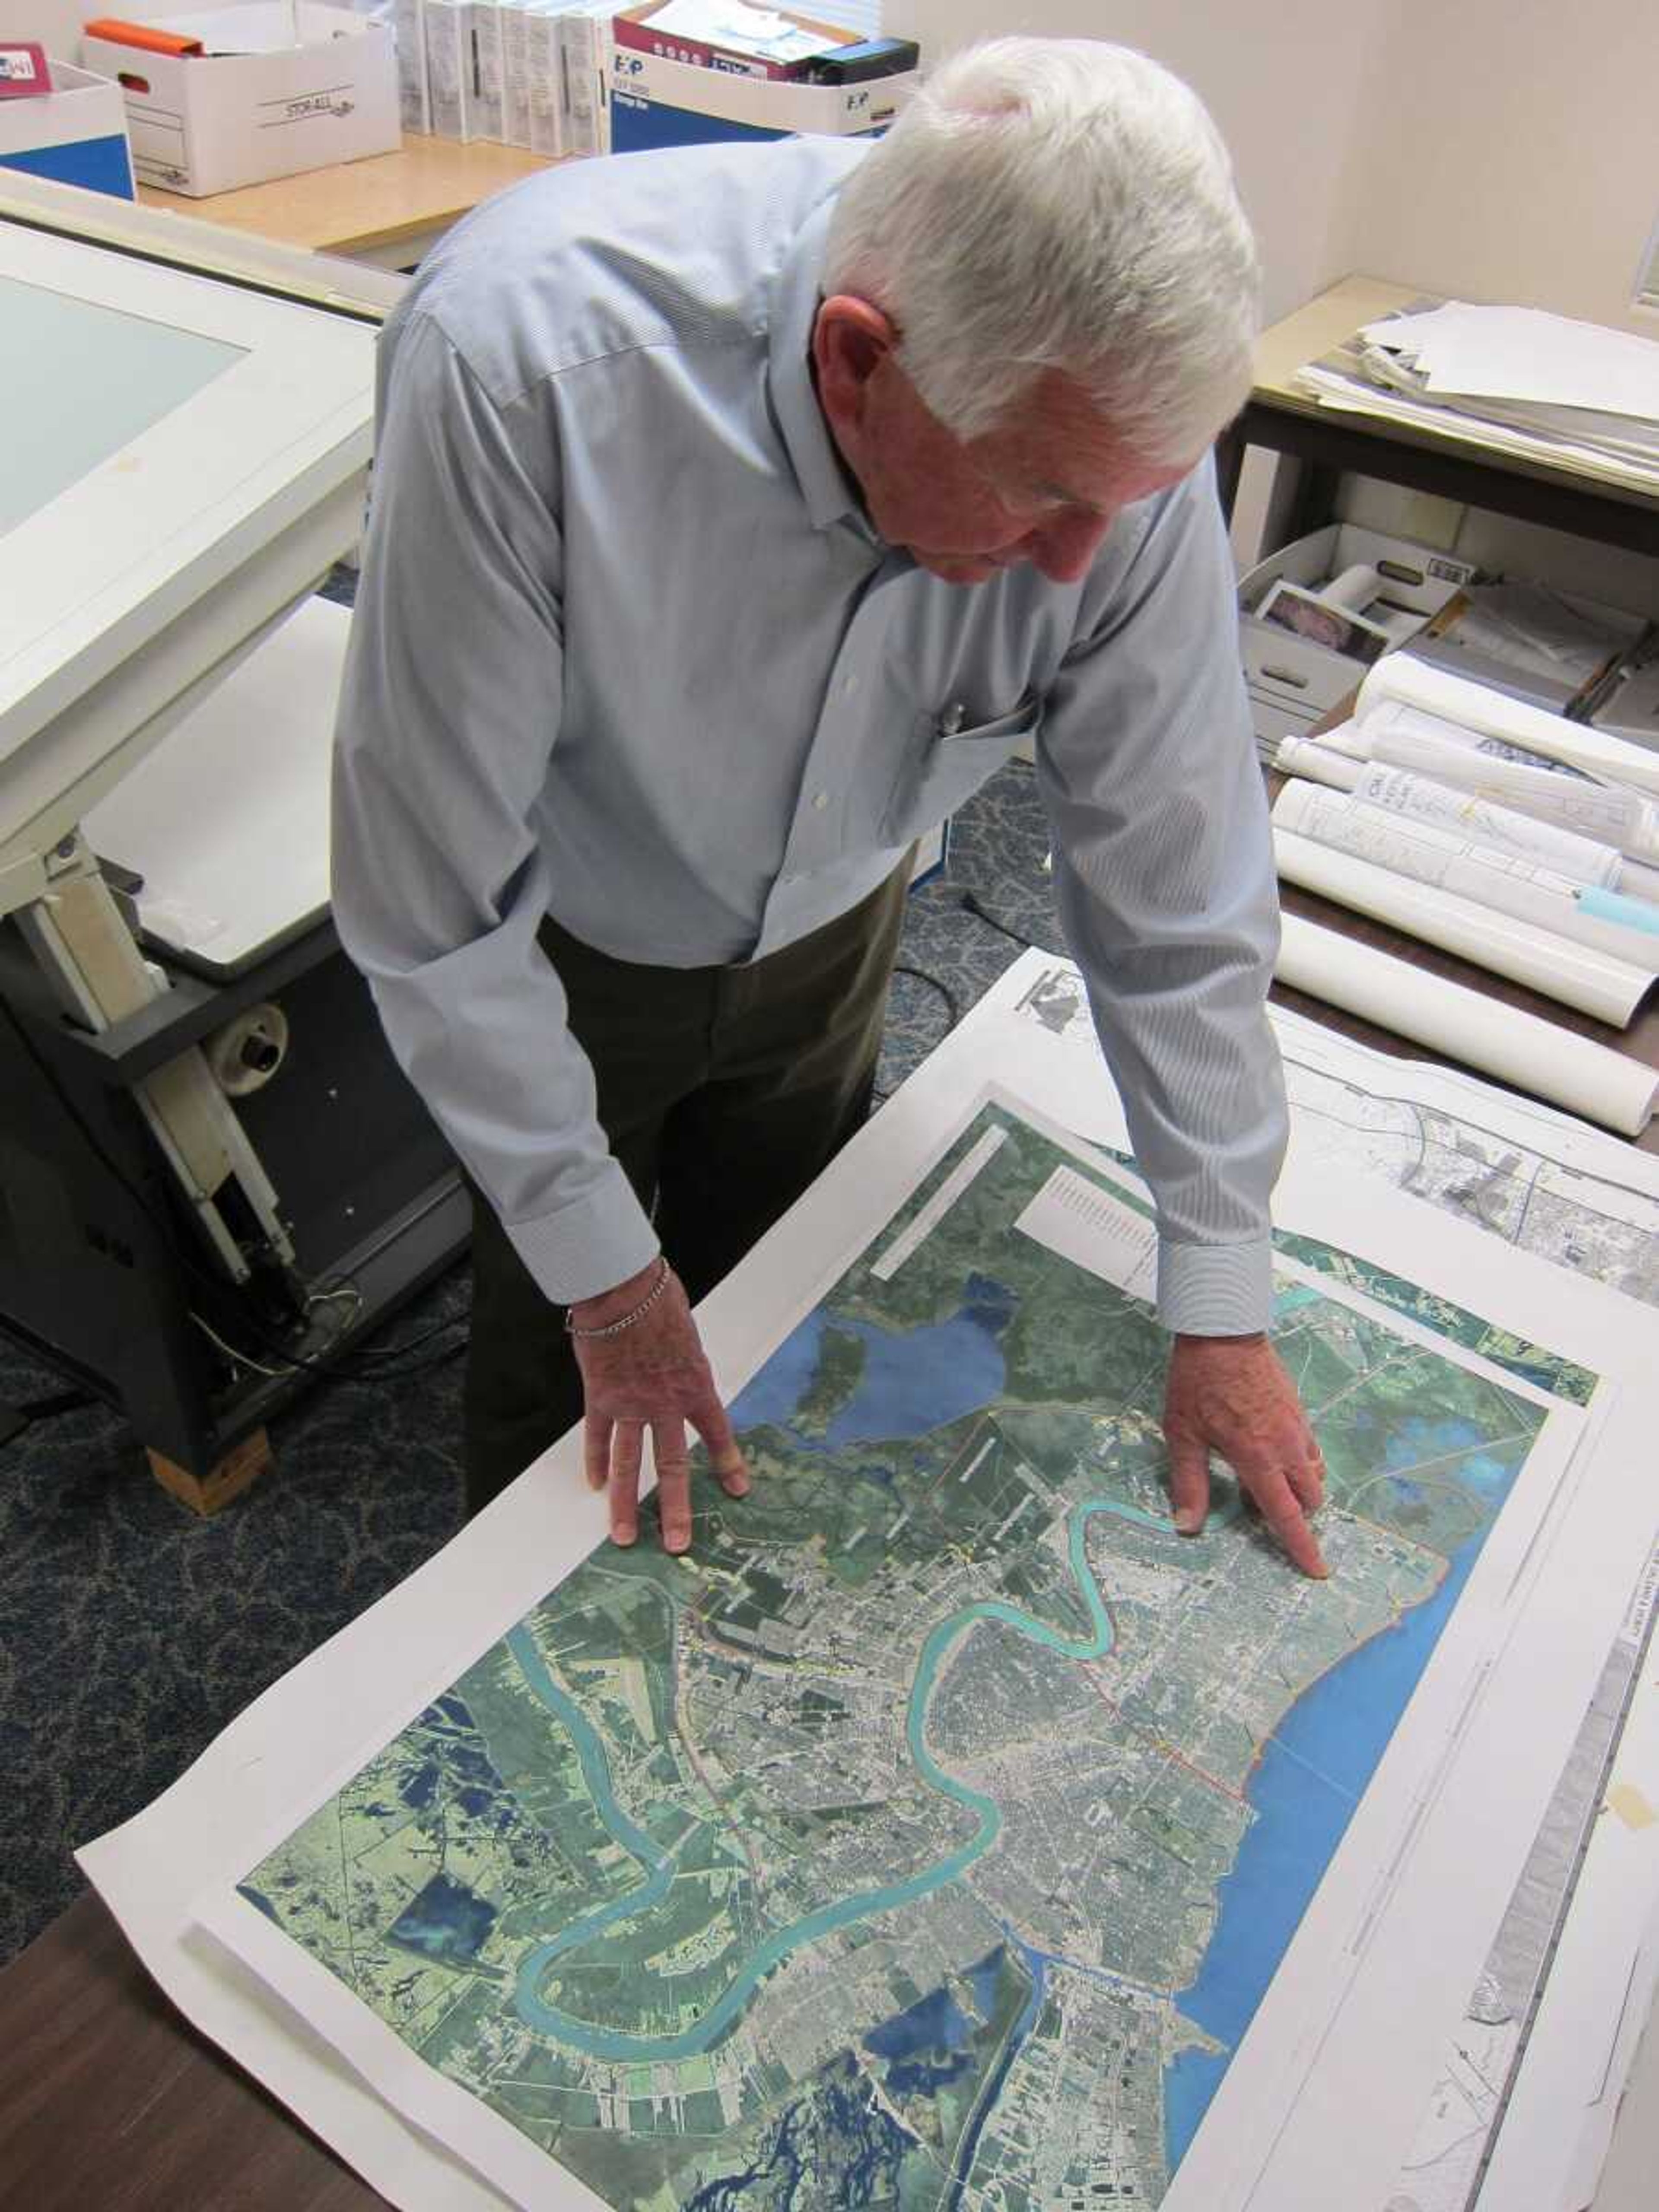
left=0, top=755, right=1066, bottom=1967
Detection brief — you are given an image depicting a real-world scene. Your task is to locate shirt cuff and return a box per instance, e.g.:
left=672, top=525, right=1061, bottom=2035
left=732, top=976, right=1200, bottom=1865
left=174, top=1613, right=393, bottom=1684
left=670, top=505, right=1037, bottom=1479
left=505, top=1160, right=661, bottom=1307
left=1156, top=1236, right=1274, bottom=1336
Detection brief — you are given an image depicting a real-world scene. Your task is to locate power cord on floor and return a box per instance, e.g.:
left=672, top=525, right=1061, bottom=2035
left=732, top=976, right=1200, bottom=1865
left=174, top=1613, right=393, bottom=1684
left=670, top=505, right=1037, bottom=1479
left=891, top=962, right=962, bottom=1031
left=0, top=989, right=466, bottom=1393
left=959, top=889, right=1040, bottom=949
left=0, top=1387, right=99, bottom=1452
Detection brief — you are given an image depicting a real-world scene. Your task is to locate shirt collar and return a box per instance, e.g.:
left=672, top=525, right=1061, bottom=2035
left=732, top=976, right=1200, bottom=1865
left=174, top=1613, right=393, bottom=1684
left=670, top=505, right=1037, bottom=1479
left=766, top=192, right=875, bottom=540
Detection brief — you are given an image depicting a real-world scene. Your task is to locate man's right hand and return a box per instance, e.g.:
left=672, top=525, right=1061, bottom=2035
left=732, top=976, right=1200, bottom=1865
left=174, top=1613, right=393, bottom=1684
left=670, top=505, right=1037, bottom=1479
left=568, top=1261, right=750, bottom=1553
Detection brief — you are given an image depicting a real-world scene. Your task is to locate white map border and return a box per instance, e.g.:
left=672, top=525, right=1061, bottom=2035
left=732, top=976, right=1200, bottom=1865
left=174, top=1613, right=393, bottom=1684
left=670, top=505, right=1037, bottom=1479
left=79, top=1045, right=1659, bottom=2212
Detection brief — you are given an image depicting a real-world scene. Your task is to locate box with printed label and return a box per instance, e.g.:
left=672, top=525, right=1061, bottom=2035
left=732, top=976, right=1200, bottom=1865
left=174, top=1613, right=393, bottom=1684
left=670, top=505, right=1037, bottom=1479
left=1237, top=522, right=1473, bottom=754
left=611, top=3, right=856, bottom=82
left=83, top=2, right=399, bottom=197
left=0, top=57, right=135, bottom=197
left=607, top=41, right=914, bottom=153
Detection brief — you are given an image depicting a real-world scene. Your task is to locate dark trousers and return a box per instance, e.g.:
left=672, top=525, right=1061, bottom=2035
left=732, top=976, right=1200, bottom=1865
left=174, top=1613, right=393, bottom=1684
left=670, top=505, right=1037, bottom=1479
left=463, top=864, right=911, bottom=1513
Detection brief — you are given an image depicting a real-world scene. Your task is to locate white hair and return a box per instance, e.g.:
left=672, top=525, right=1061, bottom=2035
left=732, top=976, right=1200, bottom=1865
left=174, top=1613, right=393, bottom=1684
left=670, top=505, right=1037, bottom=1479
left=822, top=38, right=1261, bottom=459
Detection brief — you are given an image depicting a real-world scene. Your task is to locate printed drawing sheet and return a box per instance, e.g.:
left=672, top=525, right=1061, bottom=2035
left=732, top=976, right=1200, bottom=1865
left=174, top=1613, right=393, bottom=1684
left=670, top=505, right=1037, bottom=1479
left=79, top=1039, right=1658, bottom=2212
left=969, top=952, right=1659, bottom=2206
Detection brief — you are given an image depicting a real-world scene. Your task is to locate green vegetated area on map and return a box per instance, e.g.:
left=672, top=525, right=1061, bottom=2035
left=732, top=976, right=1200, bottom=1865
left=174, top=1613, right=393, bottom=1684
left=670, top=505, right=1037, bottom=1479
left=242, top=1104, right=1567, bottom=2212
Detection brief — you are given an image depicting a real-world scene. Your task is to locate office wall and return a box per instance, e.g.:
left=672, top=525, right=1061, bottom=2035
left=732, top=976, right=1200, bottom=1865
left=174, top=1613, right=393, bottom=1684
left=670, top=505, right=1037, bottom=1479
left=890, top=2, right=1656, bottom=342
left=884, top=2, right=1383, bottom=323
left=1329, top=0, right=1656, bottom=341
left=6, top=2, right=85, bottom=62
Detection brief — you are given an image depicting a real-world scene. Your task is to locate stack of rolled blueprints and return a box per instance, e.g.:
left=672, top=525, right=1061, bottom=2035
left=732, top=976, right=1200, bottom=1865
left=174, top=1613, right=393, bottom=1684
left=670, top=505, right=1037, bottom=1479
left=1269, top=655, right=1659, bottom=1135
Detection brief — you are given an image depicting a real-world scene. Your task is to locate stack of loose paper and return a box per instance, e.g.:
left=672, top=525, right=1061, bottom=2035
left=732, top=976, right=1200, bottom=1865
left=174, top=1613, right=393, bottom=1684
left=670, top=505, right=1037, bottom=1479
left=1296, top=302, right=1659, bottom=490
left=632, top=0, right=845, bottom=67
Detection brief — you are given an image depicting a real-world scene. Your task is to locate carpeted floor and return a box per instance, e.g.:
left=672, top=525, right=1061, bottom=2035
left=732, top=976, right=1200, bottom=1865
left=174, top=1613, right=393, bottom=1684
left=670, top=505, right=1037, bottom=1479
left=0, top=751, right=1068, bottom=1968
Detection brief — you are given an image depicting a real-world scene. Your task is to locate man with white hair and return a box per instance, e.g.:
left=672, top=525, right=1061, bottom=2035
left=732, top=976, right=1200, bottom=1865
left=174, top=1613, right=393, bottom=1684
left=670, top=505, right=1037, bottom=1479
left=332, top=38, right=1328, bottom=1575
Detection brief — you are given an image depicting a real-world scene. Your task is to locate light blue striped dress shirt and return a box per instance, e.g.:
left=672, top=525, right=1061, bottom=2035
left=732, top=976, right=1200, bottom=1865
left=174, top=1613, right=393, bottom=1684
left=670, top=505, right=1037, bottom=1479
left=331, top=136, right=1287, bottom=1335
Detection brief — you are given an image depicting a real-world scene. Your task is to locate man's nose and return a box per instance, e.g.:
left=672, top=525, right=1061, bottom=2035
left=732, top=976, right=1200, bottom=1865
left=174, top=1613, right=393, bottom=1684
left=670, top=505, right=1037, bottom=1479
left=1027, top=510, right=1112, bottom=584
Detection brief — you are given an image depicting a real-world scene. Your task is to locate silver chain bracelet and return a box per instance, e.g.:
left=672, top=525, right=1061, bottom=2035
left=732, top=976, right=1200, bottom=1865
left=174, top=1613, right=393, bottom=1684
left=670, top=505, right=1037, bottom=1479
left=565, top=1256, right=672, bottom=1340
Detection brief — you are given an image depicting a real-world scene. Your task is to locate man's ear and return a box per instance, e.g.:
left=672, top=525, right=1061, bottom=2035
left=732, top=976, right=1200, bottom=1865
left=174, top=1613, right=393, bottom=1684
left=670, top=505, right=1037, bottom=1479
left=812, top=295, right=899, bottom=439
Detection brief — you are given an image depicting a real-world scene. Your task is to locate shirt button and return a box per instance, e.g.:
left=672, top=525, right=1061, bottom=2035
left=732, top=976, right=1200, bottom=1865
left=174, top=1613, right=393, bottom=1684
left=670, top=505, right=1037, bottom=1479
left=812, top=790, right=830, bottom=810
left=843, top=674, right=859, bottom=696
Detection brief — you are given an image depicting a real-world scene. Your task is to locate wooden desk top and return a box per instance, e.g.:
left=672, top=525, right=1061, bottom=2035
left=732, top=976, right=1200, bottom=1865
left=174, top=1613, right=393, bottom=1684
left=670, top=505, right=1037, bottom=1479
left=137, top=133, right=555, bottom=259
left=0, top=1892, right=375, bottom=2209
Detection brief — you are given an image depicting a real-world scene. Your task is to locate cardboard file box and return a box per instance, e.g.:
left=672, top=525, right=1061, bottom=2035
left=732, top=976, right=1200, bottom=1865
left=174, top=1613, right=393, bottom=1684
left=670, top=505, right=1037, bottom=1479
left=0, top=59, right=135, bottom=197
left=607, top=42, right=914, bottom=154
left=84, top=3, right=400, bottom=197
left=611, top=2, right=857, bottom=81
left=1237, top=524, right=1473, bottom=755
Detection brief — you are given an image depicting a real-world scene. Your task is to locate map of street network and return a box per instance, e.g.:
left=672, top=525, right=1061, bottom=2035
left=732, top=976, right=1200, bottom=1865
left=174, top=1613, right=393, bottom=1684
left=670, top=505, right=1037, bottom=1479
left=1016, top=963, right=1659, bottom=1309
left=241, top=1106, right=1557, bottom=2211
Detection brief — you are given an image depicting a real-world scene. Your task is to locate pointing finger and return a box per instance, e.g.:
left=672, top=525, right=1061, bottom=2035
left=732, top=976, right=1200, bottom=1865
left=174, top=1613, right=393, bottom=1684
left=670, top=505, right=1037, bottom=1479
left=1245, top=1464, right=1328, bottom=1579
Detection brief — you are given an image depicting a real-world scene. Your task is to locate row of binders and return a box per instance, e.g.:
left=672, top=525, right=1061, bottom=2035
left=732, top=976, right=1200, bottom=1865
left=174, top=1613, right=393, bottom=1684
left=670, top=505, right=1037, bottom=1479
left=1269, top=655, right=1659, bottom=1127
left=394, top=0, right=613, bottom=154
left=392, top=1, right=917, bottom=156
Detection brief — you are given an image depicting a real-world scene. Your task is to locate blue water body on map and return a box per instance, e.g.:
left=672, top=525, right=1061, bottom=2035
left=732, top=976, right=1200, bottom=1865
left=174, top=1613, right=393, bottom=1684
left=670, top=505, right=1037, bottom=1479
left=400, top=1761, right=438, bottom=1810
left=389, top=1871, right=499, bottom=1964
left=947, top=1941, right=1046, bottom=2212
left=825, top=1311, right=1006, bottom=1446
left=864, top=1983, right=974, bottom=2063
left=729, top=1311, right=826, bottom=1434
left=1161, top=1441, right=1525, bottom=2178
left=864, top=1983, right=975, bottom=2096
left=728, top=1282, right=1011, bottom=1452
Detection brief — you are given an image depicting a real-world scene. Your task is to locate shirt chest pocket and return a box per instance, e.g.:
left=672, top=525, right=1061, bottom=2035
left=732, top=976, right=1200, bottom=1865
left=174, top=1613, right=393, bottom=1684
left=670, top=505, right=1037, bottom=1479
left=880, top=695, right=1043, bottom=846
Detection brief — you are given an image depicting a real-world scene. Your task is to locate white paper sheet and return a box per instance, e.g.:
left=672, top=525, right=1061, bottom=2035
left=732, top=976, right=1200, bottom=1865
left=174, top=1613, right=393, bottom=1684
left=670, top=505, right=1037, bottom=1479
left=1357, top=303, right=1659, bottom=426
left=78, top=996, right=1659, bottom=2212
left=1336, top=709, right=1659, bottom=866
left=1388, top=1539, right=1659, bottom=2212
left=987, top=948, right=1659, bottom=1299
left=181, top=1103, right=1647, bottom=2212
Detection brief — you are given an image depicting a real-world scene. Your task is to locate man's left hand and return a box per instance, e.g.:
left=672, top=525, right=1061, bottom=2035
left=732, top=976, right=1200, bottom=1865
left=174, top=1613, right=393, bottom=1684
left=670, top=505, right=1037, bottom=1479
left=1163, top=1333, right=1328, bottom=1578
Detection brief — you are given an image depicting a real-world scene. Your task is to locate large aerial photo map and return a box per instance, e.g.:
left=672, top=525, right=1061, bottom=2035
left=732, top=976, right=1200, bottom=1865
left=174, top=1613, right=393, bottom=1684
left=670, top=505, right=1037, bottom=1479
left=236, top=1103, right=1569, bottom=2210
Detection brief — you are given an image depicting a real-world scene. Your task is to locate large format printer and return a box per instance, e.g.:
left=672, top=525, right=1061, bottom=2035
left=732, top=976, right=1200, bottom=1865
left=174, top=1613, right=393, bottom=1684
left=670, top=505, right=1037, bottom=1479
left=0, top=172, right=465, bottom=1507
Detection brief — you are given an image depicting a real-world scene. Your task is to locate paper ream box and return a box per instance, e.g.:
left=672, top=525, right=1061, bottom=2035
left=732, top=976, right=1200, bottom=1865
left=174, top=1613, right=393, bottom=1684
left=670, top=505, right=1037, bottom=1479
left=607, top=41, right=915, bottom=153
left=0, top=57, right=134, bottom=196
left=83, top=3, right=399, bottom=197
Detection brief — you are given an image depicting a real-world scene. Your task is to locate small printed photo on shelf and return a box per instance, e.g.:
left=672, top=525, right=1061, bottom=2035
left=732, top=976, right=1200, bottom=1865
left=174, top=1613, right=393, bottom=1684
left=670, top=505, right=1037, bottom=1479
left=1257, top=577, right=1395, bottom=665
